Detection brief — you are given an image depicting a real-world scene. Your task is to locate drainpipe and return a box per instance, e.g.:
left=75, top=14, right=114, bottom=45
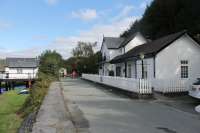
left=142, top=59, right=144, bottom=79
left=125, top=62, right=127, bottom=78
left=153, top=56, right=156, bottom=78
left=139, top=53, right=145, bottom=79
left=135, top=62, right=137, bottom=79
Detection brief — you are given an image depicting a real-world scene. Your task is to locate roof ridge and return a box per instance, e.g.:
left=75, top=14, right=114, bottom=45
left=110, top=30, right=188, bottom=63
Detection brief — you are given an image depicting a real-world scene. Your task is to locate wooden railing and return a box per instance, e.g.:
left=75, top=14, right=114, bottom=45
left=0, top=73, right=37, bottom=80
left=82, top=74, right=152, bottom=95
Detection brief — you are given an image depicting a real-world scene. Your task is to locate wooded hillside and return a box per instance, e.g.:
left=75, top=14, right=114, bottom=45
left=121, top=0, right=200, bottom=41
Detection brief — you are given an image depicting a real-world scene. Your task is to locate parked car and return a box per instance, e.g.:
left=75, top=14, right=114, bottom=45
left=189, top=78, right=200, bottom=99
left=18, top=89, right=29, bottom=95
left=195, top=105, right=200, bottom=113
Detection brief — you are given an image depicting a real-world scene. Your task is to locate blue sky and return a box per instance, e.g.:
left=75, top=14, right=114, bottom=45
left=0, top=0, right=151, bottom=58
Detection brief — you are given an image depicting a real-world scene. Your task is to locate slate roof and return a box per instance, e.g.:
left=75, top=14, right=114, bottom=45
left=6, top=58, right=39, bottom=68
left=110, top=30, right=188, bottom=63
left=103, top=37, right=125, bottom=49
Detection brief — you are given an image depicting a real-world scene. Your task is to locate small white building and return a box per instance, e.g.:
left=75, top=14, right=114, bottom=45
left=109, top=30, right=200, bottom=90
left=97, top=30, right=200, bottom=93
left=3, top=58, right=39, bottom=79
left=99, top=32, right=147, bottom=76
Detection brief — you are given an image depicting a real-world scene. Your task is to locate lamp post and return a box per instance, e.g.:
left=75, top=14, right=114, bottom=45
left=139, top=53, right=145, bottom=79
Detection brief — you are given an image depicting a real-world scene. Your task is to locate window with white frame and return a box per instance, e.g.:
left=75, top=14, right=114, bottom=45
left=181, top=60, right=189, bottom=78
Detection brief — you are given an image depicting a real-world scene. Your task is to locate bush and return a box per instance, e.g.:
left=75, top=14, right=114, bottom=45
left=19, top=50, right=63, bottom=117
left=19, top=72, right=56, bottom=117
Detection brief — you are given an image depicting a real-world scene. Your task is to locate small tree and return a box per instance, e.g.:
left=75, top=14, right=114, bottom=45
left=39, top=50, right=63, bottom=78
left=65, top=41, right=100, bottom=75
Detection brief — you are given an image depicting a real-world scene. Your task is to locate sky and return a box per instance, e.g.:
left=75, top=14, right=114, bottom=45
left=0, top=0, right=152, bottom=59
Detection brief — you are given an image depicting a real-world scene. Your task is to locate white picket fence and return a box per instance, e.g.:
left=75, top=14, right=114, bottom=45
left=82, top=74, right=191, bottom=94
left=82, top=74, right=152, bottom=95
left=152, top=79, right=189, bottom=93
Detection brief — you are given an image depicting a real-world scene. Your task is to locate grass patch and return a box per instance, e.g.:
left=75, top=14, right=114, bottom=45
left=0, top=91, right=28, bottom=133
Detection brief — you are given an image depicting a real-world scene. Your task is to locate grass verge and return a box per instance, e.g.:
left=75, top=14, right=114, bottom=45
left=19, top=72, right=56, bottom=117
left=0, top=90, right=28, bottom=133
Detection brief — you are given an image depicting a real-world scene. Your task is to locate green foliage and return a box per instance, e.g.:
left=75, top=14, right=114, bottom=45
left=20, top=72, right=56, bottom=117
left=0, top=91, right=28, bottom=133
left=65, top=42, right=101, bottom=75
left=20, top=50, right=63, bottom=117
left=39, top=50, right=63, bottom=78
left=121, top=0, right=200, bottom=41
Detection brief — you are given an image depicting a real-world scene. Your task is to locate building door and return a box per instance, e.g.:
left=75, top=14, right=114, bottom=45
left=128, top=64, right=132, bottom=78
left=116, top=67, right=121, bottom=77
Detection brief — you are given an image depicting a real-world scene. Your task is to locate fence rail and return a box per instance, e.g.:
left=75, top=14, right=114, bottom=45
left=82, top=74, right=152, bottom=95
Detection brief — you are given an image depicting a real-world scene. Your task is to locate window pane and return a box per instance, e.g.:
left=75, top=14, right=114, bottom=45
left=181, top=66, right=188, bottom=78
left=181, top=60, right=188, bottom=64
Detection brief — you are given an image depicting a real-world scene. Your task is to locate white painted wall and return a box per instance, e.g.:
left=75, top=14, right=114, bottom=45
left=101, top=42, right=123, bottom=61
left=5, top=67, right=38, bottom=73
left=102, top=63, right=109, bottom=76
left=155, top=34, right=200, bottom=85
left=136, top=58, right=154, bottom=79
left=109, top=49, right=122, bottom=60
left=101, top=43, right=110, bottom=61
left=125, top=32, right=147, bottom=53
left=5, top=67, right=38, bottom=79
left=101, top=41, right=124, bottom=76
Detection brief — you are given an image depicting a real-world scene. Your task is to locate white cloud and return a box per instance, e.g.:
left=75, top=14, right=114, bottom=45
left=0, top=21, right=12, bottom=31
left=1, top=5, right=138, bottom=59
left=0, top=16, right=136, bottom=59
left=112, top=5, right=134, bottom=21
left=45, top=0, right=58, bottom=5
left=72, top=9, right=98, bottom=21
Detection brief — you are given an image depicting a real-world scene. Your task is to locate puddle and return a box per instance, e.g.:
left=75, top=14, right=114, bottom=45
left=156, top=127, right=177, bottom=133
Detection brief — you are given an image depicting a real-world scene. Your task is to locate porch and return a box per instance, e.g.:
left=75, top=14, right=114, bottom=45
left=0, top=73, right=37, bottom=93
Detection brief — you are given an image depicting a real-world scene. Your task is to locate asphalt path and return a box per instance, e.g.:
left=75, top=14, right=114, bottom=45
left=61, top=78, right=200, bottom=133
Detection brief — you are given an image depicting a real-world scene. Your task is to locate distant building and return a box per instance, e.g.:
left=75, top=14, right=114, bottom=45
left=0, top=58, right=39, bottom=80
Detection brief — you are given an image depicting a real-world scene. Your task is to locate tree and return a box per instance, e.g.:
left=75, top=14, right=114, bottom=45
left=120, top=0, right=200, bottom=40
left=39, top=50, right=63, bottom=78
left=72, top=41, right=97, bottom=57
left=65, top=42, right=100, bottom=75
